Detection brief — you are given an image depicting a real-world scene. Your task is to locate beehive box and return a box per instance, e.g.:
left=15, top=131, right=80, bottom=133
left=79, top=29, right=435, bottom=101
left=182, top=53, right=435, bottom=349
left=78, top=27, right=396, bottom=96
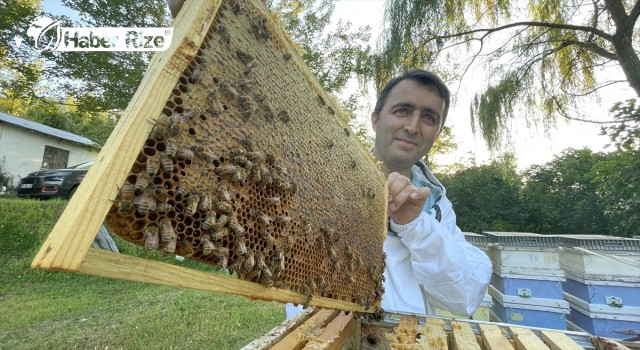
left=244, top=309, right=632, bottom=349
left=489, top=285, right=570, bottom=330
left=485, top=245, right=562, bottom=270
left=565, top=293, right=640, bottom=340
left=31, top=0, right=387, bottom=313
left=558, top=247, right=640, bottom=283
left=563, top=276, right=640, bottom=308
left=490, top=271, right=565, bottom=300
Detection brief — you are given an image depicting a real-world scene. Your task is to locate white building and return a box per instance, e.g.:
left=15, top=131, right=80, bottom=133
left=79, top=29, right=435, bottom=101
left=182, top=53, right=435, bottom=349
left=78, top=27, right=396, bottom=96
left=0, top=111, right=101, bottom=187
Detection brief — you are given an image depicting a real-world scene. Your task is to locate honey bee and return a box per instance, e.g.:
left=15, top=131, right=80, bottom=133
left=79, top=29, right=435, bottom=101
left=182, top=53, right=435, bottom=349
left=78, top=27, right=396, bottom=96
left=201, top=234, right=215, bottom=256
left=211, top=227, right=230, bottom=241
left=246, top=151, right=265, bottom=163
left=271, top=249, right=285, bottom=275
left=348, top=275, right=356, bottom=284
left=189, top=67, right=203, bottom=83
left=167, top=113, right=184, bottom=137
left=235, top=237, right=248, bottom=256
left=177, top=180, right=191, bottom=197
left=176, top=239, right=194, bottom=257
left=232, top=155, right=248, bottom=166
left=176, top=148, right=194, bottom=160
left=227, top=255, right=245, bottom=275
left=151, top=114, right=171, bottom=139
left=259, top=230, right=276, bottom=246
left=231, top=167, right=247, bottom=184
left=238, top=79, right=252, bottom=91
left=230, top=147, right=246, bottom=156
left=135, top=172, right=151, bottom=192
left=275, top=216, right=292, bottom=225
left=144, top=225, right=160, bottom=250
left=228, top=214, right=245, bottom=235
left=134, top=190, right=156, bottom=215
left=160, top=218, right=177, bottom=254
left=356, top=256, right=364, bottom=268
left=350, top=159, right=357, bottom=169
left=327, top=106, right=335, bottom=115
left=214, top=164, right=237, bottom=176
left=316, top=276, right=329, bottom=296
left=165, top=141, right=178, bottom=157
left=237, top=135, right=254, bottom=152
left=306, top=276, right=317, bottom=293
left=222, top=31, right=231, bottom=44
left=265, top=196, right=280, bottom=206
left=146, top=156, right=160, bottom=176
left=344, top=127, right=350, bottom=136
left=193, top=146, right=217, bottom=162
left=116, top=200, right=134, bottom=214
left=220, top=81, right=239, bottom=99
left=254, top=210, right=271, bottom=226
left=280, top=181, right=296, bottom=194
left=156, top=202, right=173, bottom=213
left=151, top=186, right=168, bottom=203
left=243, top=62, right=254, bottom=76
left=230, top=0, right=243, bottom=14
left=255, top=251, right=266, bottom=270
left=158, top=153, right=174, bottom=173
left=216, top=200, right=233, bottom=213
left=213, top=247, right=229, bottom=269
left=278, top=110, right=290, bottom=123
left=183, top=107, right=200, bottom=121
left=208, top=92, right=222, bottom=115
left=259, top=166, right=272, bottom=185
left=202, top=211, right=217, bottom=230
left=283, top=52, right=292, bottom=61
left=217, top=185, right=231, bottom=202
left=119, top=182, right=135, bottom=202
left=258, top=267, right=274, bottom=287
left=198, top=190, right=212, bottom=212
left=328, top=247, right=337, bottom=260
left=248, top=164, right=261, bottom=183
left=236, top=49, right=254, bottom=65
left=185, top=191, right=200, bottom=216
left=213, top=214, right=229, bottom=231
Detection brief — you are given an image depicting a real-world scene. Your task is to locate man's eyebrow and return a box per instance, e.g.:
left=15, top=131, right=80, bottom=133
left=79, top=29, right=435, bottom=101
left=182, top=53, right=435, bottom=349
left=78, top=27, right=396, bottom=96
left=389, top=102, right=441, bottom=118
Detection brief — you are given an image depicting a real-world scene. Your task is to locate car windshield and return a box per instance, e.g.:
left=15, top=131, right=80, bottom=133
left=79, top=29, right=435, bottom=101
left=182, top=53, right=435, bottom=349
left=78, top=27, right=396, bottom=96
left=68, top=161, right=93, bottom=170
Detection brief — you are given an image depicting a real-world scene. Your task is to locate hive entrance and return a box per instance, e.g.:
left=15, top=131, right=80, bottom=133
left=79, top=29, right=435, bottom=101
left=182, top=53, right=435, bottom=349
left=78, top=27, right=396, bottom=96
left=32, top=0, right=387, bottom=312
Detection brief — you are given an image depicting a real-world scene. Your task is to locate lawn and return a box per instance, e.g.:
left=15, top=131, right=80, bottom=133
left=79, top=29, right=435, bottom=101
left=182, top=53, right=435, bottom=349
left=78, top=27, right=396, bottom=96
left=0, top=198, right=284, bottom=349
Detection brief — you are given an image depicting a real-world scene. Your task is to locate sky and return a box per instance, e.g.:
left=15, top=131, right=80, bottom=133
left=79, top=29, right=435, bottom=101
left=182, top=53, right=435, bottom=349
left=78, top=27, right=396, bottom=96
left=38, top=0, right=633, bottom=170
left=330, top=0, right=633, bottom=170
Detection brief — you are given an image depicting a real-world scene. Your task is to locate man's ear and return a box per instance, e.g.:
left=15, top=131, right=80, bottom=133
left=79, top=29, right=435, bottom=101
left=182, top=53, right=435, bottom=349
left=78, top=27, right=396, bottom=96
left=370, top=112, right=378, bottom=132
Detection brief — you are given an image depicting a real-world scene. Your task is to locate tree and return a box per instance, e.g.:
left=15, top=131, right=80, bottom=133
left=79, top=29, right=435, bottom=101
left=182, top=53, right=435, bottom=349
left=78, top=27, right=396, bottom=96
left=520, top=148, right=611, bottom=235
left=437, top=154, right=524, bottom=233
left=372, top=0, right=640, bottom=149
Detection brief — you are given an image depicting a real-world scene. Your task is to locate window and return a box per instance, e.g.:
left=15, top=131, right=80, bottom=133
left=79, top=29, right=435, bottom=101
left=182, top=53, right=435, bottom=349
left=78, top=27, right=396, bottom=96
left=42, top=145, right=69, bottom=169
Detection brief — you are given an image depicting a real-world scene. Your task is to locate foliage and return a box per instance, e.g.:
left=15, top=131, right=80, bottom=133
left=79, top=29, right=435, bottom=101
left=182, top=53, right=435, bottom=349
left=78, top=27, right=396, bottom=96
left=603, top=98, right=640, bottom=152
left=270, top=0, right=371, bottom=118
left=0, top=197, right=284, bottom=349
left=372, top=0, right=640, bottom=150
left=520, top=149, right=611, bottom=235
left=437, top=153, right=523, bottom=233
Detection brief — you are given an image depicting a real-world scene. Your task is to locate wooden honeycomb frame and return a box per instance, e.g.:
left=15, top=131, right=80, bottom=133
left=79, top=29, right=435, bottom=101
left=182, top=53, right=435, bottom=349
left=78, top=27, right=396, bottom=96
left=32, top=0, right=387, bottom=313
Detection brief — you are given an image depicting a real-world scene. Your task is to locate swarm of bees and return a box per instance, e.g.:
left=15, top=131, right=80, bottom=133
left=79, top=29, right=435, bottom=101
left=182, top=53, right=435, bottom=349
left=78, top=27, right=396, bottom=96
left=105, top=0, right=386, bottom=312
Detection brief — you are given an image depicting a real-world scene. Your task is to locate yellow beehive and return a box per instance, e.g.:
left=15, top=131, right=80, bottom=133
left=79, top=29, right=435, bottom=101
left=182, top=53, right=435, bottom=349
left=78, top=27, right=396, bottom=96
left=32, top=0, right=387, bottom=313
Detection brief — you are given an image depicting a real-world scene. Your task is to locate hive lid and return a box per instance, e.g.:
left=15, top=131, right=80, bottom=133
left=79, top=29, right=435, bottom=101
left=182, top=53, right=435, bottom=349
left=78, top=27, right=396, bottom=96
left=483, top=231, right=560, bottom=247
left=31, top=0, right=387, bottom=314
left=558, top=235, right=640, bottom=252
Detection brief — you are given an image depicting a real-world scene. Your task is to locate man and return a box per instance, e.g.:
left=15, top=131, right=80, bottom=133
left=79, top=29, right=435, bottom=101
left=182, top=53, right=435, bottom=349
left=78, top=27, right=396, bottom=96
left=287, top=70, right=491, bottom=318
left=370, top=69, right=491, bottom=316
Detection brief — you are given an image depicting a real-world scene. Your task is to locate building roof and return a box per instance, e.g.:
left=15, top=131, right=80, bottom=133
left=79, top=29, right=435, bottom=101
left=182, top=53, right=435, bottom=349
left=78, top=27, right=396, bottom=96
left=0, top=111, right=101, bottom=149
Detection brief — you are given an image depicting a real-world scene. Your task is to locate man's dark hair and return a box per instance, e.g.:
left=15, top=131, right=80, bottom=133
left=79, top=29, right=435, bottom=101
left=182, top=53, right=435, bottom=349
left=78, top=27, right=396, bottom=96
left=373, top=69, right=451, bottom=129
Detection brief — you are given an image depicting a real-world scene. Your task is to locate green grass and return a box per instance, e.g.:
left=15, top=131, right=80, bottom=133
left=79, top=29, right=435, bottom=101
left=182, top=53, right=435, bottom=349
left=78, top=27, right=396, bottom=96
left=0, top=198, right=285, bottom=349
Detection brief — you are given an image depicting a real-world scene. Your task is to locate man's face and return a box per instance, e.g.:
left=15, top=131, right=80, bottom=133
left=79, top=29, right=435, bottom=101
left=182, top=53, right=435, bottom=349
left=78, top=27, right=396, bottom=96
left=371, top=79, right=445, bottom=173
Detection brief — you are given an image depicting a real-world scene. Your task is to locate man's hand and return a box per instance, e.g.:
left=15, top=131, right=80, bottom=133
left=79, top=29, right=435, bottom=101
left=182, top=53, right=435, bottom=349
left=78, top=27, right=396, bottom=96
left=387, top=172, right=430, bottom=225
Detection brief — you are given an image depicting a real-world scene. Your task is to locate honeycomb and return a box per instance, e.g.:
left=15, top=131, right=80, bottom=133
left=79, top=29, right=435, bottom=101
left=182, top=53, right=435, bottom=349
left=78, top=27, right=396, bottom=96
left=105, top=0, right=386, bottom=310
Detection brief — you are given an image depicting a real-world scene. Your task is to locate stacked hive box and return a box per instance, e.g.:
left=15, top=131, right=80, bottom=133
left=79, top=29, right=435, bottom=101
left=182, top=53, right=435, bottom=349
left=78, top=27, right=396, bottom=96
left=558, top=235, right=640, bottom=340
left=436, top=232, right=493, bottom=321
left=483, top=232, right=570, bottom=330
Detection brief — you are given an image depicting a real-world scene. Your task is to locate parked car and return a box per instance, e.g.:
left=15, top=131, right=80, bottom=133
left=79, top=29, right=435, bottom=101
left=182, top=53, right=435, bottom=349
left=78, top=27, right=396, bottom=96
left=16, top=161, right=93, bottom=199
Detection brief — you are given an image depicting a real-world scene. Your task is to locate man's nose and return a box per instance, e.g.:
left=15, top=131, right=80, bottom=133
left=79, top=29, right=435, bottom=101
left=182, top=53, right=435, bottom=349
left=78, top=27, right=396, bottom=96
left=403, top=113, right=420, bottom=134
